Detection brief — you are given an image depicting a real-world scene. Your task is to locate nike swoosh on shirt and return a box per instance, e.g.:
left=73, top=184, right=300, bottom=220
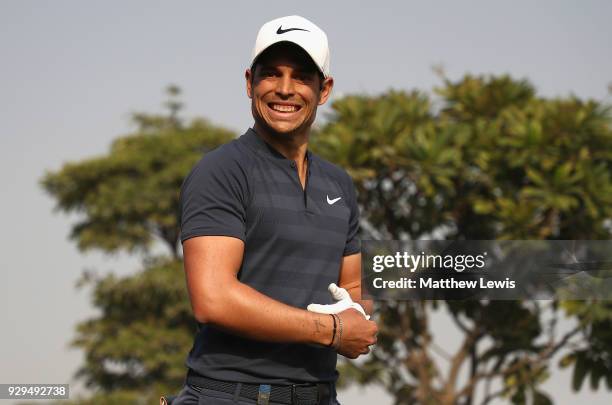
left=276, top=26, right=310, bottom=35
left=327, top=195, right=342, bottom=205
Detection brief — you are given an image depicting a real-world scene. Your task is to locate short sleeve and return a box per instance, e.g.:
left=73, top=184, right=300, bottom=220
left=179, top=148, right=249, bottom=244
left=343, top=174, right=361, bottom=256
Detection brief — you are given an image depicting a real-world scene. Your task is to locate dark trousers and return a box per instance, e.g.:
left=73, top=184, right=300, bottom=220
left=172, top=381, right=341, bottom=405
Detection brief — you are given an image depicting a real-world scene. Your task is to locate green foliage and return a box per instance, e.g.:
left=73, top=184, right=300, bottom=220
left=314, top=74, right=611, bottom=240
left=40, top=87, right=235, bottom=257
left=38, top=87, right=236, bottom=404
left=71, top=257, right=193, bottom=400
left=560, top=301, right=612, bottom=392
left=313, top=74, right=612, bottom=403
left=22, top=257, right=195, bottom=405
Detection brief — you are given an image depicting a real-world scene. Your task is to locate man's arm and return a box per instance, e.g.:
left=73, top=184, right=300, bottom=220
left=183, top=235, right=377, bottom=358
left=184, top=235, right=332, bottom=345
left=338, top=253, right=373, bottom=315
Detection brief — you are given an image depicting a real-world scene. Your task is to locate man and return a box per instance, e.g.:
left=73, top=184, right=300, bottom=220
left=173, top=15, right=377, bottom=405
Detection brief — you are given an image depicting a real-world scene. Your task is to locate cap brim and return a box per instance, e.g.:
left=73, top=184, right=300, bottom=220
left=250, top=40, right=326, bottom=78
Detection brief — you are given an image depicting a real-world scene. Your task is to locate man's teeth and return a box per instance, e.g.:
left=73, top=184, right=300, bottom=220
left=271, top=104, right=298, bottom=112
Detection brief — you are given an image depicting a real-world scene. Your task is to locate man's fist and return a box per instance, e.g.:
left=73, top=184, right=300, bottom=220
left=336, top=308, right=378, bottom=359
left=307, top=283, right=370, bottom=319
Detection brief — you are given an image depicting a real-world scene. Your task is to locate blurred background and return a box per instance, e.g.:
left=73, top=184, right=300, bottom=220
left=1, top=1, right=611, bottom=404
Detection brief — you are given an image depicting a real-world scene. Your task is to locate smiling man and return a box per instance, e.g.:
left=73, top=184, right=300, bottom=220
left=173, top=16, right=377, bottom=405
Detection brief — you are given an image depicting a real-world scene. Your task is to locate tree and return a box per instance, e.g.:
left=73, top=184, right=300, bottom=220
left=39, top=86, right=235, bottom=404
left=41, top=85, right=235, bottom=259
left=311, top=74, right=612, bottom=404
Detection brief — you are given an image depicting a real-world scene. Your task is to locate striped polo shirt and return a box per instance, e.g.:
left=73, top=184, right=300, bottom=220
left=179, top=127, right=360, bottom=384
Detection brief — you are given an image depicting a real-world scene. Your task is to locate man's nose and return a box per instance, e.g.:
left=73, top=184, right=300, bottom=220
left=275, top=74, right=295, bottom=97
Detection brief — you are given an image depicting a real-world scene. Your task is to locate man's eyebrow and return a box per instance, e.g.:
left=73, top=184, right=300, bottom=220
left=255, top=64, right=279, bottom=73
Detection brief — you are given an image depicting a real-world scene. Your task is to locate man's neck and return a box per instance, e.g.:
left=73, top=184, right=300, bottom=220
left=252, top=123, right=309, bottom=164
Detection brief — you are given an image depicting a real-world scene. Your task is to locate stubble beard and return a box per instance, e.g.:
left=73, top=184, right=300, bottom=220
left=252, top=101, right=316, bottom=141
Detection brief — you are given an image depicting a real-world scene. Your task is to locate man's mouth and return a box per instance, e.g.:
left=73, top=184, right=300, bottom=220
left=268, top=103, right=301, bottom=113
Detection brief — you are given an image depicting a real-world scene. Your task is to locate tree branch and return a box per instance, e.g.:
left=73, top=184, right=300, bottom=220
left=444, top=324, right=482, bottom=400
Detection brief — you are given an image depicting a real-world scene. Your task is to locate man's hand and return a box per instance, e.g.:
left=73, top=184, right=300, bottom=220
left=308, top=283, right=377, bottom=359
left=335, top=308, right=378, bottom=359
left=307, top=283, right=370, bottom=319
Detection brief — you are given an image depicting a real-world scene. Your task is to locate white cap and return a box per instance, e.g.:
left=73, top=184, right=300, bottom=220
left=250, top=15, right=330, bottom=78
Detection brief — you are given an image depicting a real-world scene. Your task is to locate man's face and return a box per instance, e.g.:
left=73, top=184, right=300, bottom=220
left=246, top=43, right=333, bottom=136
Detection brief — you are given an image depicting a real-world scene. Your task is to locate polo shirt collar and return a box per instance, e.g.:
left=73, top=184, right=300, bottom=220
left=243, top=127, right=313, bottom=164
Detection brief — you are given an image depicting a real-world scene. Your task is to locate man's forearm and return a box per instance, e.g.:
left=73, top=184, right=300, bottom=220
left=197, top=277, right=334, bottom=346
left=355, top=299, right=373, bottom=316
left=344, top=283, right=373, bottom=316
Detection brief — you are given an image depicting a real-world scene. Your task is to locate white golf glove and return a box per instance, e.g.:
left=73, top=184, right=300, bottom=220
left=307, top=283, right=370, bottom=320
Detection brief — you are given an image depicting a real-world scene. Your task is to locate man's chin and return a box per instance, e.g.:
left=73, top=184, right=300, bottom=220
left=265, top=122, right=302, bottom=136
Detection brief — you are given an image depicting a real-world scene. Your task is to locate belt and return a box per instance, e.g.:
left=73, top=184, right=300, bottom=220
left=186, top=370, right=329, bottom=404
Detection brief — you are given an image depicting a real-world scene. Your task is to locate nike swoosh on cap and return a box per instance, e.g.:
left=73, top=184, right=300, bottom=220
left=276, top=26, right=310, bottom=35
left=327, top=195, right=342, bottom=205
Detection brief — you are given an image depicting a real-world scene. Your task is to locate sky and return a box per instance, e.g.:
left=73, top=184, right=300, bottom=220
left=1, top=1, right=611, bottom=404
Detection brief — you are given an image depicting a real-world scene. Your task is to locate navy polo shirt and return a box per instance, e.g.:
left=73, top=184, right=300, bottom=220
left=179, top=128, right=361, bottom=384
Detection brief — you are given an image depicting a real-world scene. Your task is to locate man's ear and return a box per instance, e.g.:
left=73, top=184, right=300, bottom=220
left=245, top=69, right=253, bottom=99
left=318, top=77, right=334, bottom=105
